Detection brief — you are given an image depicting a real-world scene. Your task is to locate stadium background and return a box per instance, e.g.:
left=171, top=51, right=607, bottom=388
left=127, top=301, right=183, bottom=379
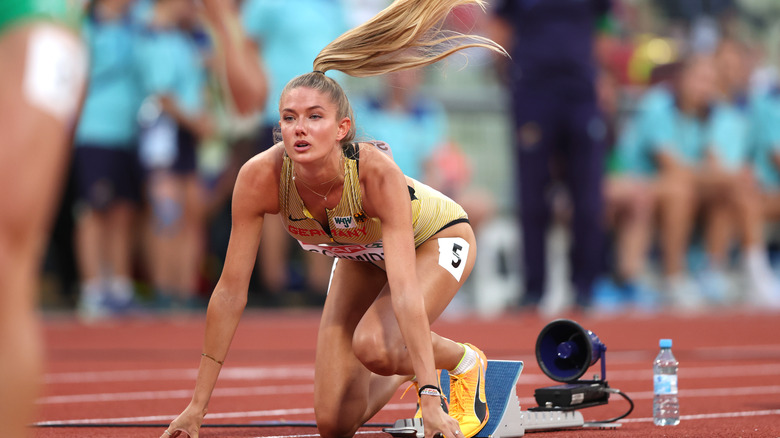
left=29, top=1, right=780, bottom=435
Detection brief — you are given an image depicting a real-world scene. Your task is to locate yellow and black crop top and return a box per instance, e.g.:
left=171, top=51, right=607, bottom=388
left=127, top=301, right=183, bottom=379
left=279, top=142, right=468, bottom=263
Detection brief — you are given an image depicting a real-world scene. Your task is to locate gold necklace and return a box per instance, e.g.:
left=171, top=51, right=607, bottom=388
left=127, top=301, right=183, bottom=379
left=293, top=156, right=344, bottom=201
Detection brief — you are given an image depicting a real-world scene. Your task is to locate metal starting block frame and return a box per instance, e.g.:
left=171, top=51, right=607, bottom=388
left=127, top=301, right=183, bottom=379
left=383, top=361, right=584, bottom=438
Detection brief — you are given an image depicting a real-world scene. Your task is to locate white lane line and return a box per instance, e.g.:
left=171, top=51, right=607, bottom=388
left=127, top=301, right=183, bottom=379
left=45, top=366, right=314, bottom=384
left=35, top=403, right=416, bottom=426
left=702, top=343, right=780, bottom=352
left=620, top=408, right=780, bottom=423
left=617, top=385, right=780, bottom=400
left=36, top=409, right=315, bottom=426
left=39, top=384, right=313, bottom=404
left=45, top=362, right=780, bottom=385
left=614, top=363, right=780, bottom=380
left=39, top=408, right=780, bottom=434
left=517, top=363, right=780, bottom=384
left=37, top=384, right=780, bottom=423
left=515, top=385, right=780, bottom=405
left=35, top=394, right=780, bottom=427
left=39, top=382, right=780, bottom=406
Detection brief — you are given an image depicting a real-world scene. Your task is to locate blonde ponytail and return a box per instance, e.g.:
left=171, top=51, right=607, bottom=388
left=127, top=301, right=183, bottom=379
left=279, top=0, right=505, bottom=146
left=312, top=0, right=507, bottom=76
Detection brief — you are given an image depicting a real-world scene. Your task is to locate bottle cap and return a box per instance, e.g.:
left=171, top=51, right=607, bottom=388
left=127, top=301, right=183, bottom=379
left=659, top=339, right=672, bottom=348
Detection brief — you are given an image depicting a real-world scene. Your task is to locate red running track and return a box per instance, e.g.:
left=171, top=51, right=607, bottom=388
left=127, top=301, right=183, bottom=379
left=34, top=308, right=780, bottom=437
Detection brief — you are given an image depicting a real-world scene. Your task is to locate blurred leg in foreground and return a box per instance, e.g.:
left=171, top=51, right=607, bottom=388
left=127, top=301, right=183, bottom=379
left=0, top=19, right=87, bottom=438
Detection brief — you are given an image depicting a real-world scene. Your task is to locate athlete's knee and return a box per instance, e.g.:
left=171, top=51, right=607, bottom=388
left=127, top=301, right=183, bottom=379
left=0, top=217, right=41, bottom=268
left=352, top=329, right=404, bottom=376
left=315, top=407, right=361, bottom=438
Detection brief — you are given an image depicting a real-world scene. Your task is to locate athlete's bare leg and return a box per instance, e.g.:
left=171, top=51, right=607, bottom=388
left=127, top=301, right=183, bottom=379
left=314, top=223, right=477, bottom=438
left=0, top=23, right=86, bottom=437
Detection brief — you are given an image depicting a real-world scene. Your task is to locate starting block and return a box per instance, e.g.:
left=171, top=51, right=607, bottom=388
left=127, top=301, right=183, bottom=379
left=384, top=360, right=584, bottom=438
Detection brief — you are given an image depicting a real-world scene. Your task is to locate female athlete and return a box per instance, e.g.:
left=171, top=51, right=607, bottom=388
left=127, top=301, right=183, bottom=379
left=162, top=1, right=506, bottom=437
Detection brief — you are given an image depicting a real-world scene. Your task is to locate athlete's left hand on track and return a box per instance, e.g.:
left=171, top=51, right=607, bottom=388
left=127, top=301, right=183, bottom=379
left=160, top=403, right=206, bottom=438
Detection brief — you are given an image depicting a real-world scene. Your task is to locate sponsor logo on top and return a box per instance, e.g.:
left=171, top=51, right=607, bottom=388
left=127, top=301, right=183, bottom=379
left=333, top=216, right=354, bottom=229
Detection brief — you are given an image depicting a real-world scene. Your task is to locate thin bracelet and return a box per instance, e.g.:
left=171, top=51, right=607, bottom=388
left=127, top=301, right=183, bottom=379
left=201, top=353, right=224, bottom=365
left=418, top=384, right=441, bottom=397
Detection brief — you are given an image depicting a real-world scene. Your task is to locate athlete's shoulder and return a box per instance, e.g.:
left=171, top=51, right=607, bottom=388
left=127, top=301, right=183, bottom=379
left=257, top=141, right=286, bottom=163
left=354, top=142, right=409, bottom=215
left=354, top=141, right=401, bottom=177
left=239, top=143, right=283, bottom=186
left=353, top=140, right=394, bottom=163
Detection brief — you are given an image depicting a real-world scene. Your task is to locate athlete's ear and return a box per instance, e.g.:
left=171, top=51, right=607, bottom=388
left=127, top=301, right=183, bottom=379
left=336, top=117, right=351, bottom=141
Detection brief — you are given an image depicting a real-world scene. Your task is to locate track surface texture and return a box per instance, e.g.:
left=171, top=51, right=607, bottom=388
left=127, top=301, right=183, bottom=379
left=34, top=308, right=780, bottom=437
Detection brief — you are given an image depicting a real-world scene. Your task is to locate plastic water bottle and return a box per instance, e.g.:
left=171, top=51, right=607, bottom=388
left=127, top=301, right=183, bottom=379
left=653, top=339, right=680, bottom=426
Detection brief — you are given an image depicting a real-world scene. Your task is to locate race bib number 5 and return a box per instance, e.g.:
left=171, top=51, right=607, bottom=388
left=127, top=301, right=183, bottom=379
left=438, top=237, right=469, bottom=282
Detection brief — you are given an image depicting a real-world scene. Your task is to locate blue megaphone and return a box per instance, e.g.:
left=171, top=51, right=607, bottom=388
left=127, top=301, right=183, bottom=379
left=535, top=319, right=606, bottom=383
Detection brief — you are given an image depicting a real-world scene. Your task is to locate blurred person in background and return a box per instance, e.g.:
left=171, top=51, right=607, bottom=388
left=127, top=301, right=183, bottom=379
left=698, top=38, right=780, bottom=308
left=0, top=1, right=88, bottom=436
left=424, top=141, right=497, bottom=235
left=240, top=0, right=348, bottom=306
left=135, top=0, right=214, bottom=310
left=74, top=0, right=143, bottom=319
left=600, top=66, right=659, bottom=311
left=489, top=0, right=612, bottom=313
left=750, top=59, right=780, bottom=310
left=354, top=69, right=447, bottom=184
left=613, top=55, right=721, bottom=311
left=354, top=68, right=496, bottom=234
left=179, top=0, right=267, bottom=295
left=754, top=88, right=780, bottom=217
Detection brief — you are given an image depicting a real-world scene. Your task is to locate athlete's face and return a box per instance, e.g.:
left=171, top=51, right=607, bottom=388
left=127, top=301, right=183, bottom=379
left=279, top=87, right=351, bottom=163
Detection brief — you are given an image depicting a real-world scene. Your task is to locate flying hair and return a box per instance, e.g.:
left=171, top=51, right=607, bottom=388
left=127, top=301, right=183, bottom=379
left=312, top=0, right=507, bottom=76
left=279, top=0, right=506, bottom=145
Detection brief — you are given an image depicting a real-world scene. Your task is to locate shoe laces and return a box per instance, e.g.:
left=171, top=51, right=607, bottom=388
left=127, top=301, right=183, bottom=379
left=448, top=372, right=468, bottom=420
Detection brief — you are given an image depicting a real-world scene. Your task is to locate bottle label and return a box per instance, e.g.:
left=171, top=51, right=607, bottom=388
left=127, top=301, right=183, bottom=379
left=654, top=374, right=678, bottom=395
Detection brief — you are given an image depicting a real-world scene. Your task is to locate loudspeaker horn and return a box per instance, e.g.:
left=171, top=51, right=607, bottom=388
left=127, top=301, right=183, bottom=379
left=535, top=319, right=606, bottom=382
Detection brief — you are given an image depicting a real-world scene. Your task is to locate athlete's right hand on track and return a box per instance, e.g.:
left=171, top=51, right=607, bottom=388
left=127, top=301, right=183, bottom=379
left=160, top=404, right=206, bottom=438
left=422, top=398, right=462, bottom=438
